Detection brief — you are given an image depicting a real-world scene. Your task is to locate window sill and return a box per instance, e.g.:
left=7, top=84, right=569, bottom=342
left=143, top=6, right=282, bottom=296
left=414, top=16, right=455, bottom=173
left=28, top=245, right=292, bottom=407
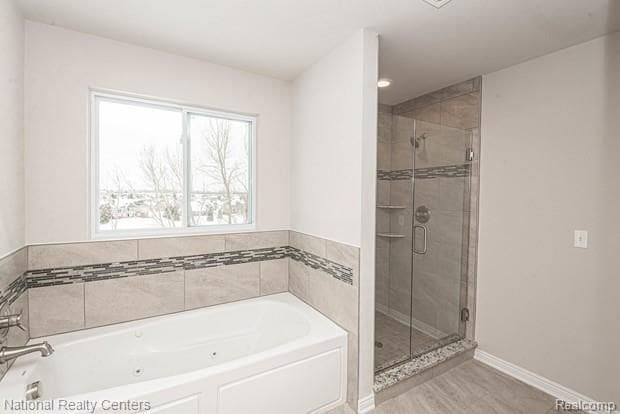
left=91, top=224, right=257, bottom=241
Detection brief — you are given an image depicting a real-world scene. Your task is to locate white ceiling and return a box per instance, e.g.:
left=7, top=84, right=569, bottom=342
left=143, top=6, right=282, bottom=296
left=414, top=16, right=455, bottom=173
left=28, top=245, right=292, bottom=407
left=17, top=0, right=620, bottom=104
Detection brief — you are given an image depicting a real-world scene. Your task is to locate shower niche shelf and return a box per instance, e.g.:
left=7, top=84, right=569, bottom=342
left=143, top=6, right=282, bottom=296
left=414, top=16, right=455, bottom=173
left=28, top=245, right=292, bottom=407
left=376, top=233, right=406, bottom=239
left=377, top=205, right=407, bottom=210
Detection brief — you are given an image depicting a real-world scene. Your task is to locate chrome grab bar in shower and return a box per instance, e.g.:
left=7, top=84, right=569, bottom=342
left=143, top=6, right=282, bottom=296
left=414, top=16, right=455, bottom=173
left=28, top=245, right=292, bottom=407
left=413, top=225, right=428, bottom=254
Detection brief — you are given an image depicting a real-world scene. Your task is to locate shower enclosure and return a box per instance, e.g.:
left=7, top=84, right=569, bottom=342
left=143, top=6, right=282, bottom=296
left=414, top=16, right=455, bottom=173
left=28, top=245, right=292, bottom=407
left=375, top=78, right=480, bottom=373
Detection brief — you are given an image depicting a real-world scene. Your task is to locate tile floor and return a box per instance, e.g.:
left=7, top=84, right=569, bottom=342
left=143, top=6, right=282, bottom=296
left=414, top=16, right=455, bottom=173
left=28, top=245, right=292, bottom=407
left=372, top=360, right=578, bottom=414
left=375, top=311, right=437, bottom=371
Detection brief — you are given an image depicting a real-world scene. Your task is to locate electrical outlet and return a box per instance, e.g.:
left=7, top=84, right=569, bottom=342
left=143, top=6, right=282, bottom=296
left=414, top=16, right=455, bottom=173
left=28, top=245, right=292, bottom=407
left=574, top=230, right=588, bottom=248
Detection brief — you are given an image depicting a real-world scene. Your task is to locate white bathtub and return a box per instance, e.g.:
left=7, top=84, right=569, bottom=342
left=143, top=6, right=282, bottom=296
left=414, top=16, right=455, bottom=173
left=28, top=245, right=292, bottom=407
left=0, top=293, right=347, bottom=414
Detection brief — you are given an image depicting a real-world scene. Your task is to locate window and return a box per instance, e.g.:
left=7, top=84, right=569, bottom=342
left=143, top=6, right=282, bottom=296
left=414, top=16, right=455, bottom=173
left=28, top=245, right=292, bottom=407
left=92, top=92, right=255, bottom=236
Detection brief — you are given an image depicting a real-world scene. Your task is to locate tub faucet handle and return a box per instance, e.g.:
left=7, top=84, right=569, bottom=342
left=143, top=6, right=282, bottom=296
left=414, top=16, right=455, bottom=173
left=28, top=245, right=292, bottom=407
left=0, top=312, right=25, bottom=331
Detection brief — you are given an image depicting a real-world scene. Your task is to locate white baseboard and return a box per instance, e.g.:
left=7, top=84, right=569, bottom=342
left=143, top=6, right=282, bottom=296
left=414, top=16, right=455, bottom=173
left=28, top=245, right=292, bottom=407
left=474, top=349, right=618, bottom=414
left=357, top=394, right=375, bottom=414
left=375, top=305, right=444, bottom=339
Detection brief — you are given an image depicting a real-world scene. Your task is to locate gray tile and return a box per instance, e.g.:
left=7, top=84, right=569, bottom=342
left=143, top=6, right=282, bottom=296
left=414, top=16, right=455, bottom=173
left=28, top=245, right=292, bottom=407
left=185, top=263, right=259, bottom=309
left=259, top=259, right=288, bottom=295
left=376, top=208, right=391, bottom=234
left=413, top=91, right=444, bottom=109
left=6, top=292, right=29, bottom=348
left=389, top=181, right=413, bottom=206
left=392, top=116, right=414, bottom=143
left=375, top=312, right=419, bottom=371
left=347, top=332, right=359, bottom=406
left=289, top=231, right=325, bottom=257
left=224, top=231, right=288, bottom=251
left=85, top=271, right=184, bottom=328
left=403, top=103, right=441, bottom=124
left=392, top=98, right=417, bottom=115
left=389, top=208, right=412, bottom=237
left=391, top=141, right=413, bottom=170
left=377, top=141, right=392, bottom=170
left=29, top=284, right=85, bottom=337
left=307, top=269, right=358, bottom=333
left=0, top=248, right=27, bottom=291
left=439, top=177, right=466, bottom=212
left=29, top=240, right=138, bottom=270
left=377, top=181, right=391, bottom=206
left=413, top=178, right=439, bottom=213
left=378, top=103, right=393, bottom=114
left=440, top=79, right=475, bottom=101
left=325, top=240, right=359, bottom=287
left=138, top=235, right=225, bottom=259
left=288, top=258, right=310, bottom=301
left=440, top=92, right=480, bottom=130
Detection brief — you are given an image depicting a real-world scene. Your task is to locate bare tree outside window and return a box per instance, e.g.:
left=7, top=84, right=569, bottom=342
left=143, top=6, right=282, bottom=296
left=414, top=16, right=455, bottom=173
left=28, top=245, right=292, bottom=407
left=95, top=94, right=252, bottom=235
left=138, top=144, right=183, bottom=227
left=190, top=114, right=250, bottom=226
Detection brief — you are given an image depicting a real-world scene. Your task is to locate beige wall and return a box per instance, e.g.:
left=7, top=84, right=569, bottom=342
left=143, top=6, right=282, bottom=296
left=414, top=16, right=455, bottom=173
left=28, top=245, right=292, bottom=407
left=24, top=21, right=292, bottom=244
left=478, top=33, right=620, bottom=404
left=0, top=0, right=24, bottom=256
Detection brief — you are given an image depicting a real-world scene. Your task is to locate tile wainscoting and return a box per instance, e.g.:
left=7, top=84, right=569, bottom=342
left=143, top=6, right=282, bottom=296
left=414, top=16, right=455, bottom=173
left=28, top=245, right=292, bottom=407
left=0, top=248, right=29, bottom=380
left=288, top=231, right=360, bottom=409
left=0, top=230, right=360, bottom=411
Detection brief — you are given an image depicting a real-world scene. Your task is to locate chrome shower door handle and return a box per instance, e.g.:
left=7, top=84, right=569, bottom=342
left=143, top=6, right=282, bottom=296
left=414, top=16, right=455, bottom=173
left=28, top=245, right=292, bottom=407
left=413, top=225, right=428, bottom=254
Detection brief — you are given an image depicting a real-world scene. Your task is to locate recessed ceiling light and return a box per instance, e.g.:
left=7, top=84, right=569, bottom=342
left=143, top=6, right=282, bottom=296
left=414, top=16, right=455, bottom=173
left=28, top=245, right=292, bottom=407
left=378, top=78, right=392, bottom=88
left=422, top=0, right=453, bottom=8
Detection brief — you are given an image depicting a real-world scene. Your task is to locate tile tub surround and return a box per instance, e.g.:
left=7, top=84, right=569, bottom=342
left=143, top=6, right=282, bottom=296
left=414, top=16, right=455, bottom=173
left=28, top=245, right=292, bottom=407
left=0, top=248, right=28, bottom=307
left=0, top=231, right=361, bottom=407
left=288, top=231, right=360, bottom=408
left=25, top=246, right=291, bottom=288
left=13, top=231, right=356, bottom=340
left=0, top=248, right=30, bottom=381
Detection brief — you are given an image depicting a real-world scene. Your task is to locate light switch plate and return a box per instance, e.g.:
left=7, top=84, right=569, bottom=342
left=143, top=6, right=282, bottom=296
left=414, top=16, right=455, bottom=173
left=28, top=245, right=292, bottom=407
left=574, top=230, right=588, bottom=248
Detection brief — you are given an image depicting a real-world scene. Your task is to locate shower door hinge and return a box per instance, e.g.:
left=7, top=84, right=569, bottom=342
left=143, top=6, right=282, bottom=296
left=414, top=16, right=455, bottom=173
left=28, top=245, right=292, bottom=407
left=466, top=148, right=474, bottom=162
left=460, top=308, right=470, bottom=322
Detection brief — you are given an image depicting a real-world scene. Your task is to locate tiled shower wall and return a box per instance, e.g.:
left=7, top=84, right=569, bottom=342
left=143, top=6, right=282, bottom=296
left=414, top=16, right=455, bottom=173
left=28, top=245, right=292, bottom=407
left=376, top=77, right=481, bottom=339
left=0, top=231, right=360, bottom=410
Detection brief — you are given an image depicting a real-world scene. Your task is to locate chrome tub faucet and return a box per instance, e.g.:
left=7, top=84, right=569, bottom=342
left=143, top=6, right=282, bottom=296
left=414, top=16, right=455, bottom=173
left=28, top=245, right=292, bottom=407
left=0, top=309, right=55, bottom=364
left=0, top=342, right=54, bottom=364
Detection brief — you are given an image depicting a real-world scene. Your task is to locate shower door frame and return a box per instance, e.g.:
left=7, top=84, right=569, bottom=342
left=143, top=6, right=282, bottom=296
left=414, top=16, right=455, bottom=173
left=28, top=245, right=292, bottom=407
left=407, top=118, right=473, bottom=359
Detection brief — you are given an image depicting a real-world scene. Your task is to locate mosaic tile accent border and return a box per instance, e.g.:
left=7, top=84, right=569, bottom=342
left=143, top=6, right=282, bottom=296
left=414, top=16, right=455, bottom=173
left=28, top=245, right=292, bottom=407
left=288, top=246, right=353, bottom=285
left=22, top=245, right=353, bottom=290
left=377, top=163, right=470, bottom=181
left=374, top=339, right=477, bottom=393
left=0, top=275, right=27, bottom=306
left=377, top=169, right=413, bottom=180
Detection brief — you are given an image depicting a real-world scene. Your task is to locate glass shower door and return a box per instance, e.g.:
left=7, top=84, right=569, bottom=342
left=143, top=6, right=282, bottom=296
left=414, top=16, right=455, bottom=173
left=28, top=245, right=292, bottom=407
left=410, top=119, right=472, bottom=356
left=374, top=114, right=415, bottom=372
left=374, top=115, right=472, bottom=373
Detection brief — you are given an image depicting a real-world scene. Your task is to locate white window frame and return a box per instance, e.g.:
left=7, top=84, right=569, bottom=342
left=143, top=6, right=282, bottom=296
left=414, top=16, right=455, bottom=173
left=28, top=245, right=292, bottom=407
left=89, top=89, right=257, bottom=239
